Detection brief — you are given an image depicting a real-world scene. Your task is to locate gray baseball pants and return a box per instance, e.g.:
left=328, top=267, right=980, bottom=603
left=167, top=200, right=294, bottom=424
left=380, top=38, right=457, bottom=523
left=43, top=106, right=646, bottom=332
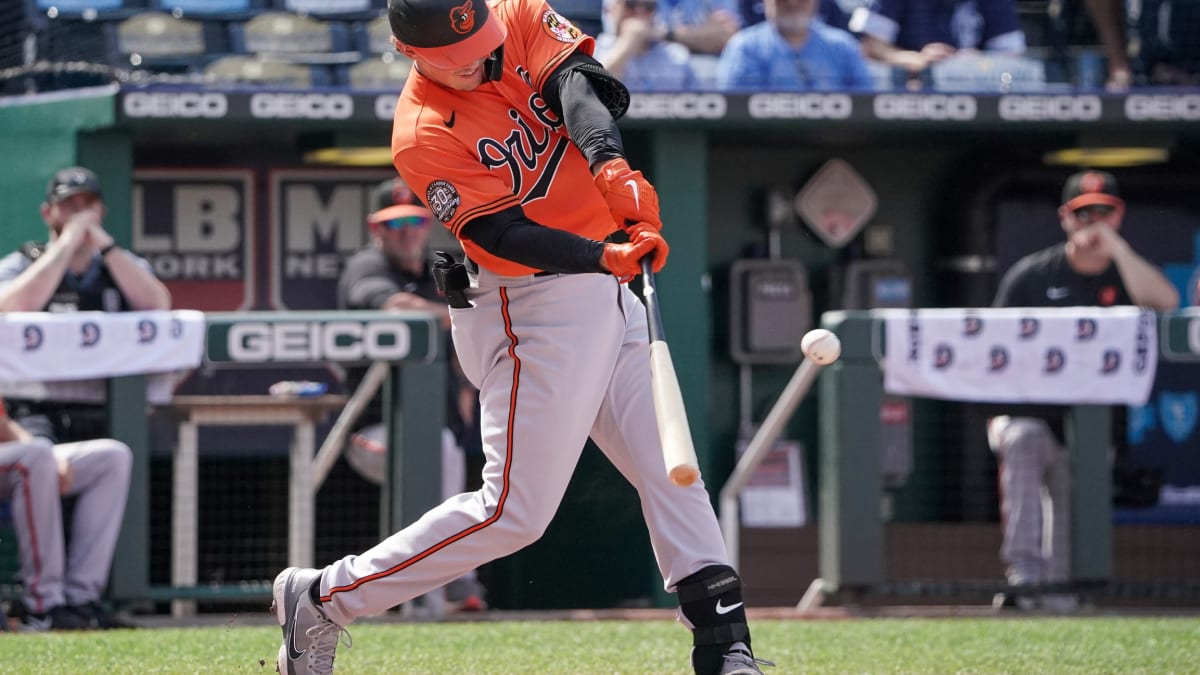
left=987, top=416, right=1070, bottom=585
left=0, top=437, right=131, bottom=613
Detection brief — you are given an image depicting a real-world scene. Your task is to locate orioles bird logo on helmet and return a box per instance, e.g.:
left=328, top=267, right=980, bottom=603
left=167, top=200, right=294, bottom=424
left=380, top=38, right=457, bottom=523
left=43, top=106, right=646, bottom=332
left=450, top=0, right=476, bottom=35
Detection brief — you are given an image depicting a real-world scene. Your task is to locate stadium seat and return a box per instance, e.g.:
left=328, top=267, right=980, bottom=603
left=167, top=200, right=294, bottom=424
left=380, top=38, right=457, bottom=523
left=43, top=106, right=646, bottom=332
left=353, top=13, right=393, bottom=56
left=272, top=0, right=384, bottom=20
left=203, top=53, right=332, bottom=87
left=867, top=61, right=905, bottom=90
left=229, top=11, right=358, bottom=65
left=152, top=0, right=267, bottom=20
left=345, top=54, right=412, bottom=90
left=929, top=53, right=1047, bottom=93
left=107, top=11, right=230, bottom=74
left=29, top=0, right=147, bottom=21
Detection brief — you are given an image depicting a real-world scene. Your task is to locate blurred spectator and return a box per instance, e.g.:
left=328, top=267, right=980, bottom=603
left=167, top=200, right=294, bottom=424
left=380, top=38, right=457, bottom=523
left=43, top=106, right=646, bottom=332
left=1083, top=0, right=1133, bottom=90
left=740, top=0, right=862, bottom=31
left=987, top=170, right=1178, bottom=610
left=1, top=397, right=133, bottom=630
left=336, top=177, right=487, bottom=613
left=0, top=166, right=171, bottom=443
left=1132, top=0, right=1200, bottom=86
left=848, top=0, right=1027, bottom=78
left=718, top=0, right=874, bottom=90
left=595, top=0, right=697, bottom=90
left=655, top=0, right=743, bottom=56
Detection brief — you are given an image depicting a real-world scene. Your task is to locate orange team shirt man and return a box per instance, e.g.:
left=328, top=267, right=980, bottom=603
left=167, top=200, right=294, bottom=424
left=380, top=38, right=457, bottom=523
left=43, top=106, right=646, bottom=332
left=266, top=0, right=771, bottom=673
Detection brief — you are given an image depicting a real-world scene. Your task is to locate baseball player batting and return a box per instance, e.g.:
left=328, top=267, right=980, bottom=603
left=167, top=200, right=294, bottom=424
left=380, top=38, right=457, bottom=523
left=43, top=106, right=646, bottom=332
left=271, top=0, right=772, bottom=673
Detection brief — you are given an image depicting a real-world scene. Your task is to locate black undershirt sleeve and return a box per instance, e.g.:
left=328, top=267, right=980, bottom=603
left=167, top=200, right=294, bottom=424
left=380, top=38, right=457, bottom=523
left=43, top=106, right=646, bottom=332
left=460, top=206, right=607, bottom=274
left=543, top=54, right=626, bottom=169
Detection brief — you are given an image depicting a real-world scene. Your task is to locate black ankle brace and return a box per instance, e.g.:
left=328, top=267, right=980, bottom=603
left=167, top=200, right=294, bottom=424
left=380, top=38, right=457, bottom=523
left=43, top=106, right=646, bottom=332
left=676, top=565, right=751, bottom=674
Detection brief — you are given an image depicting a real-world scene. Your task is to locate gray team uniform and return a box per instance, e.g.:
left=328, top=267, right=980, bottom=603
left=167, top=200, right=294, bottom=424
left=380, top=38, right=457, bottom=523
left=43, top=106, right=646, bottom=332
left=0, top=426, right=131, bottom=614
left=0, top=242, right=143, bottom=616
left=989, top=244, right=1132, bottom=586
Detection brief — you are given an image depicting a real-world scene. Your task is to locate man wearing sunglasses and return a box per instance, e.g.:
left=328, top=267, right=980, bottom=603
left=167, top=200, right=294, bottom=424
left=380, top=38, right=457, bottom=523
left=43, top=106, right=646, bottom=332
left=987, top=170, right=1178, bottom=611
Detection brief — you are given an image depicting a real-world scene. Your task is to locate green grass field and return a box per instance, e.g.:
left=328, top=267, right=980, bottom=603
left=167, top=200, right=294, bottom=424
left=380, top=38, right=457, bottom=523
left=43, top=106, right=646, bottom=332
left=0, top=616, right=1198, bottom=673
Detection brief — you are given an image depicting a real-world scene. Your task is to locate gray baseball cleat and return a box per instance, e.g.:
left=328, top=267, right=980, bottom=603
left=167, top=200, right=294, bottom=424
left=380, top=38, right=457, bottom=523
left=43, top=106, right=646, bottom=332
left=272, top=567, right=351, bottom=674
left=719, top=642, right=774, bottom=674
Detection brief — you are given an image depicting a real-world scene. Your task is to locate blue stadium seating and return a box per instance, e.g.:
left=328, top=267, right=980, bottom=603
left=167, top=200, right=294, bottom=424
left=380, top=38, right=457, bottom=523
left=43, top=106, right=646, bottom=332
left=202, top=53, right=334, bottom=87
left=229, top=11, right=358, bottom=65
left=153, top=0, right=267, bottom=20
left=24, top=0, right=148, bottom=30
left=352, top=14, right=393, bottom=56
left=344, top=54, right=412, bottom=90
left=107, top=11, right=231, bottom=74
left=272, top=0, right=385, bottom=21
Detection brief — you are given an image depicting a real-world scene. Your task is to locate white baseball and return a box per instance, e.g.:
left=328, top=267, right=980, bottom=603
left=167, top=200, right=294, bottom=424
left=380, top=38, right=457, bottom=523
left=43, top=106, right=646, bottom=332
left=801, top=329, right=841, bottom=365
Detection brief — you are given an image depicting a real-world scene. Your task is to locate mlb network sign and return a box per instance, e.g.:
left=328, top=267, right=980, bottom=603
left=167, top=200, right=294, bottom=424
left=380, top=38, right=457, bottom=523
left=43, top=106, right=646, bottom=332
left=134, top=169, right=394, bottom=311
left=204, top=312, right=439, bottom=365
left=269, top=169, right=394, bottom=310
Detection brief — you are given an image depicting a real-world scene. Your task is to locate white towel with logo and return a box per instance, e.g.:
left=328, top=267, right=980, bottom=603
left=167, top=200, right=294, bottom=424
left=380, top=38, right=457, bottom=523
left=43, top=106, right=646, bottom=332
left=0, top=310, right=206, bottom=383
left=882, top=307, right=1157, bottom=405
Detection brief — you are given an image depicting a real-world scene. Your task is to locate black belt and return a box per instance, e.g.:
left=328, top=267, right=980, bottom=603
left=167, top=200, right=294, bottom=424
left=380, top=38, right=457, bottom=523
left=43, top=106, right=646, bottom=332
left=463, top=256, right=557, bottom=277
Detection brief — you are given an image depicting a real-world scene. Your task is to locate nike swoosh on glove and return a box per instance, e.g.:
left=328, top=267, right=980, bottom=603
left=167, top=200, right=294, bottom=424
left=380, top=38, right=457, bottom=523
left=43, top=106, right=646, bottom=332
left=593, top=158, right=662, bottom=232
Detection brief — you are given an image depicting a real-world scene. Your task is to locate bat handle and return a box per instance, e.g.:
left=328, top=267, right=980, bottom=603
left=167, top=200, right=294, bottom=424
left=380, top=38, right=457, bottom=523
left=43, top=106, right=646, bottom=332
left=639, top=256, right=665, bottom=344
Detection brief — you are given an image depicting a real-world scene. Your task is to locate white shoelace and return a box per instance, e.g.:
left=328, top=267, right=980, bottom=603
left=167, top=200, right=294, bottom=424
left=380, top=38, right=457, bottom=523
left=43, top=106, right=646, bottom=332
left=306, top=620, right=353, bottom=674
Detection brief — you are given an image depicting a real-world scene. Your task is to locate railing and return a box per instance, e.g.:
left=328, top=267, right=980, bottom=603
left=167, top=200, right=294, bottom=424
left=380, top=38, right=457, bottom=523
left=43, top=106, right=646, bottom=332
left=0, top=309, right=444, bottom=607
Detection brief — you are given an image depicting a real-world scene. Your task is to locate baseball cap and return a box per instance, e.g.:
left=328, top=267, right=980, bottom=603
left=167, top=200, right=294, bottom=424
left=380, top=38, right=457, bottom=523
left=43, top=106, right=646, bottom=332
left=1061, top=170, right=1123, bottom=211
left=46, top=166, right=103, bottom=203
left=369, top=177, right=425, bottom=213
left=368, top=204, right=434, bottom=229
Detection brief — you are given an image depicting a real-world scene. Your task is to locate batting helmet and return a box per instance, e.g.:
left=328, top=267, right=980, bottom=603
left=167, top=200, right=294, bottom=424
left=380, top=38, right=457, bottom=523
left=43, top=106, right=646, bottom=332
left=388, top=0, right=507, bottom=71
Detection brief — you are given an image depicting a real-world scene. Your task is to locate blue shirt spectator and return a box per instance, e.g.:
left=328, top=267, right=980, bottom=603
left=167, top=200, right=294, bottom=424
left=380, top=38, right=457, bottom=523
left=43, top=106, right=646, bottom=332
left=849, top=0, right=1025, bottom=76
left=718, top=0, right=873, bottom=91
left=740, top=0, right=862, bottom=32
left=590, top=0, right=696, bottom=91
left=595, top=0, right=697, bottom=91
left=655, top=0, right=743, bottom=55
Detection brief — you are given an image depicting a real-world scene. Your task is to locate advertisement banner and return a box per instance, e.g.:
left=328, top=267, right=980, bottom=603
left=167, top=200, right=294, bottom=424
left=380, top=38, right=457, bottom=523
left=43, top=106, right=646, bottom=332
left=133, top=169, right=255, bottom=311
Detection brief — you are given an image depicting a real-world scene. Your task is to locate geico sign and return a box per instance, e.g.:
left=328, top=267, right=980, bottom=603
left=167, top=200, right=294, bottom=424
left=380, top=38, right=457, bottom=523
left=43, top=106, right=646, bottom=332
left=627, top=93, right=726, bottom=119
left=227, top=321, right=411, bottom=362
left=748, top=93, right=852, bottom=119
left=874, top=94, right=976, bottom=120
left=998, top=95, right=1102, bottom=121
left=375, top=94, right=400, bottom=120
left=1125, top=95, right=1200, bottom=120
left=123, top=92, right=228, bottom=118
left=250, top=93, right=354, bottom=119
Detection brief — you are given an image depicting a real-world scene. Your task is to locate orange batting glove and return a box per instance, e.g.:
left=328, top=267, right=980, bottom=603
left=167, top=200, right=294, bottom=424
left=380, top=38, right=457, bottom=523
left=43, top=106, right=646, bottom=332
left=602, top=223, right=669, bottom=282
left=593, top=158, right=662, bottom=232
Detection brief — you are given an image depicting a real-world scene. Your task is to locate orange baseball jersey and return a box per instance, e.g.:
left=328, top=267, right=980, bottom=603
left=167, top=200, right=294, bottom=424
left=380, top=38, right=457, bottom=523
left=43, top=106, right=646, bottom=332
left=391, top=0, right=616, bottom=276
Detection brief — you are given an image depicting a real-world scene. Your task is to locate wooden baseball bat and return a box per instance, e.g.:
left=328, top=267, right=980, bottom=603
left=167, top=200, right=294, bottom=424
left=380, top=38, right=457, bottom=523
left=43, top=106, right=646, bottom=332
left=640, top=257, right=701, bottom=487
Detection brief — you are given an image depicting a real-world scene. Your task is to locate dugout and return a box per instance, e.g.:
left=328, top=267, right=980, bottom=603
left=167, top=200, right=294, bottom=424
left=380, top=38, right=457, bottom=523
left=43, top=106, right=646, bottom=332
left=2, top=86, right=1200, bottom=610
